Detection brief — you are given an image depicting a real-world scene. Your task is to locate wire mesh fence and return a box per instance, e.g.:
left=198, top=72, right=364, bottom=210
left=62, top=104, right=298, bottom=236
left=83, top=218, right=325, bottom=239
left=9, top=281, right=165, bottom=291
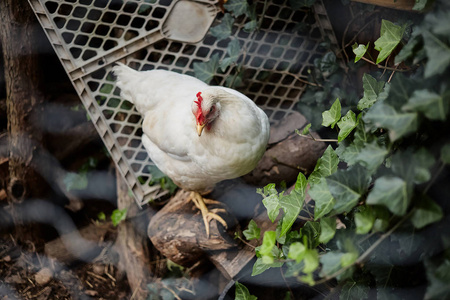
left=28, top=0, right=339, bottom=205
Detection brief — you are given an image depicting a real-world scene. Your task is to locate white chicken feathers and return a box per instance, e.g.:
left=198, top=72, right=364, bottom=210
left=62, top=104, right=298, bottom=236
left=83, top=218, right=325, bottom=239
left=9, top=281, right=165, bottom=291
left=113, top=63, right=270, bottom=193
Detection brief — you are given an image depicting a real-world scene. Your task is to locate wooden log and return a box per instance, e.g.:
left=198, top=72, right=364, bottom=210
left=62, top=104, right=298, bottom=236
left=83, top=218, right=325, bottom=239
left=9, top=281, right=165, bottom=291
left=244, top=112, right=326, bottom=186
left=148, top=190, right=237, bottom=268
left=115, top=168, right=152, bottom=299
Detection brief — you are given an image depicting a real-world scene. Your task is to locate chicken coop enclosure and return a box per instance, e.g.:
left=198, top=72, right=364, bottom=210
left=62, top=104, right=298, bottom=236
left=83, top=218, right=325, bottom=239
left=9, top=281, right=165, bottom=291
left=28, top=0, right=339, bottom=206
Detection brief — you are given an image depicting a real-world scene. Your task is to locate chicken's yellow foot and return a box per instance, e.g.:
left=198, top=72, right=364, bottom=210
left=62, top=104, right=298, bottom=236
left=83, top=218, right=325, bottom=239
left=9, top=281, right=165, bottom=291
left=189, top=192, right=228, bottom=237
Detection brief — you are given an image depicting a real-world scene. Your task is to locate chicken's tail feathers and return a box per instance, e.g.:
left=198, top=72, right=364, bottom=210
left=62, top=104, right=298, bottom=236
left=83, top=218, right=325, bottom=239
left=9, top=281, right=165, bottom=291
left=112, top=63, right=140, bottom=104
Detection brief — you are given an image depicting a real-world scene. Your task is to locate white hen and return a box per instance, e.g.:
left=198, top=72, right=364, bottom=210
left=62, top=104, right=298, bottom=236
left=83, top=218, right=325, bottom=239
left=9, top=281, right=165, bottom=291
left=113, top=63, right=270, bottom=235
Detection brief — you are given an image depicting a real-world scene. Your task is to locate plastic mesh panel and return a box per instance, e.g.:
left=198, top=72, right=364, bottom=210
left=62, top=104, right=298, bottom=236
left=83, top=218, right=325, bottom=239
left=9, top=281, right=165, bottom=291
left=29, top=0, right=339, bottom=205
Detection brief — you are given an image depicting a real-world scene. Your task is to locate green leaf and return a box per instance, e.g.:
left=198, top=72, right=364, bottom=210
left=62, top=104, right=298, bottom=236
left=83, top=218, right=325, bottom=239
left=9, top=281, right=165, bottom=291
left=262, top=194, right=281, bottom=223
left=111, top=208, right=127, bottom=226
left=355, top=142, right=388, bottom=173
left=322, top=98, right=341, bottom=129
left=341, top=252, right=358, bottom=268
left=279, top=173, right=307, bottom=237
left=374, top=20, right=406, bottom=64
left=336, top=121, right=372, bottom=166
left=302, top=123, right=311, bottom=135
left=220, top=39, right=241, bottom=71
left=366, top=176, right=410, bottom=216
left=391, top=149, right=435, bottom=185
left=411, top=196, right=443, bottom=229
left=403, top=89, right=449, bottom=121
left=310, top=178, right=336, bottom=220
left=209, top=13, right=234, bottom=41
left=243, top=219, right=261, bottom=240
left=358, top=74, right=385, bottom=110
left=308, top=145, right=339, bottom=185
left=319, top=217, right=336, bottom=243
left=193, top=53, right=220, bottom=84
left=413, top=0, right=428, bottom=10
left=235, top=281, right=257, bottom=300
left=288, top=242, right=306, bottom=263
left=340, top=279, right=369, bottom=300
left=355, top=206, right=376, bottom=234
left=300, top=221, right=321, bottom=249
left=97, top=212, right=106, bottom=222
left=224, top=0, right=249, bottom=17
left=423, top=30, right=450, bottom=78
left=320, top=252, right=344, bottom=277
left=337, top=110, right=357, bottom=142
left=260, top=231, right=276, bottom=263
left=425, top=257, right=450, bottom=300
left=303, top=249, right=319, bottom=273
left=441, top=144, right=450, bottom=164
left=363, top=101, right=418, bottom=141
left=251, top=256, right=284, bottom=276
left=243, top=20, right=258, bottom=33
left=63, top=172, right=88, bottom=191
left=352, top=43, right=369, bottom=63
left=327, top=165, right=371, bottom=215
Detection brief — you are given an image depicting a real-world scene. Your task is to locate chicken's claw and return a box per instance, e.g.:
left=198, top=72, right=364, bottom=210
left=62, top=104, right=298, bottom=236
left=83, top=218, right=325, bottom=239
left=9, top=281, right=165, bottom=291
left=189, top=192, right=228, bottom=237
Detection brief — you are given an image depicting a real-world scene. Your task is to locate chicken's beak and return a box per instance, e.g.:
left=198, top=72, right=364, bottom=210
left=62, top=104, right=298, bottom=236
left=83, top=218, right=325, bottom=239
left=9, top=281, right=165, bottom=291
left=197, top=123, right=206, bottom=136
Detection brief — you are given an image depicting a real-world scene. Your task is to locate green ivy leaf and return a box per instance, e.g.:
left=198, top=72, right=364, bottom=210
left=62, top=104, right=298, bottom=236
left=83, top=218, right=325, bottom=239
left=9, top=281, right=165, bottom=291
left=340, top=279, right=369, bottom=300
left=336, top=121, right=372, bottom=166
left=243, top=219, right=261, bottom=240
left=262, top=193, right=281, bottom=223
left=322, top=98, right=341, bottom=129
left=193, top=53, right=220, bottom=84
left=303, top=249, right=319, bottom=273
left=260, top=231, right=277, bottom=263
left=310, top=178, right=336, bottom=220
left=366, top=176, right=410, bottom=216
left=210, top=13, right=234, bottom=41
left=355, top=206, right=376, bottom=234
left=243, top=20, right=258, bottom=33
left=391, top=149, right=435, bottom=185
left=411, top=196, right=443, bottom=229
left=402, top=89, right=449, bottom=121
left=300, top=221, right=321, bottom=249
left=279, top=173, right=307, bottom=237
left=224, top=0, right=249, bottom=17
left=111, top=208, right=127, bottom=226
left=235, top=281, right=258, bottom=300
left=97, top=212, right=106, bottom=222
left=363, top=101, right=418, bottom=142
left=327, top=165, right=371, bottom=215
left=423, top=30, right=450, bottom=78
left=288, top=242, right=306, bottom=263
left=358, top=74, right=385, bottom=110
left=374, top=20, right=406, bottom=64
left=337, top=110, right=357, bottom=142
left=63, top=172, right=88, bottom=191
left=441, top=144, right=450, bottom=164
left=220, top=39, right=241, bottom=71
left=320, top=252, right=344, bottom=277
left=355, top=141, right=388, bottom=173
left=352, top=42, right=369, bottom=63
left=252, top=256, right=284, bottom=276
left=413, top=0, right=428, bottom=10
left=308, top=145, right=339, bottom=185
left=341, top=252, right=358, bottom=268
left=424, top=257, right=450, bottom=300
left=319, top=217, right=336, bottom=243
left=302, top=123, right=311, bottom=135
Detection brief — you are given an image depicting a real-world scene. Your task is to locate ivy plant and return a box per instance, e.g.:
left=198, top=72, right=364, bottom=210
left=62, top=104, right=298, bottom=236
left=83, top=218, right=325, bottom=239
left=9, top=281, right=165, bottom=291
left=238, top=1, right=450, bottom=298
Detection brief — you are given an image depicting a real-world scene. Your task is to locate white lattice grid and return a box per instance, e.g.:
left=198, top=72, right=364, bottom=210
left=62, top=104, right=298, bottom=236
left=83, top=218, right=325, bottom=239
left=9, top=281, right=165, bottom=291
left=28, top=0, right=339, bottom=206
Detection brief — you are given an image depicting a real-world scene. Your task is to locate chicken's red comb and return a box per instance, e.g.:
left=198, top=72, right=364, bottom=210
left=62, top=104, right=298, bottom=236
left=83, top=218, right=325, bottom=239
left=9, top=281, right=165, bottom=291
left=195, top=92, right=205, bottom=124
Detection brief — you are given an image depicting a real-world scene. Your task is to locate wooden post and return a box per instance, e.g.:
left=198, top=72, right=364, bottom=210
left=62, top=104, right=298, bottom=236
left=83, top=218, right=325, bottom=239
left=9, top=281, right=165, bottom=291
left=115, top=169, right=152, bottom=299
left=0, top=0, right=48, bottom=241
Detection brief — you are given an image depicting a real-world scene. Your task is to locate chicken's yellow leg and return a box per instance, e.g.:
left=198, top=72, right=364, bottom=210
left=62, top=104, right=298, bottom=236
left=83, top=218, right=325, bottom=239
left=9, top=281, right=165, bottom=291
left=189, top=192, right=228, bottom=237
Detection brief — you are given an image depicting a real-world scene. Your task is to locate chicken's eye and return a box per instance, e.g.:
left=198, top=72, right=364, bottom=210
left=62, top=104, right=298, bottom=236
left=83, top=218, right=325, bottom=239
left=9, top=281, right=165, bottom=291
left=209, top=106, right=215, bottom=114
